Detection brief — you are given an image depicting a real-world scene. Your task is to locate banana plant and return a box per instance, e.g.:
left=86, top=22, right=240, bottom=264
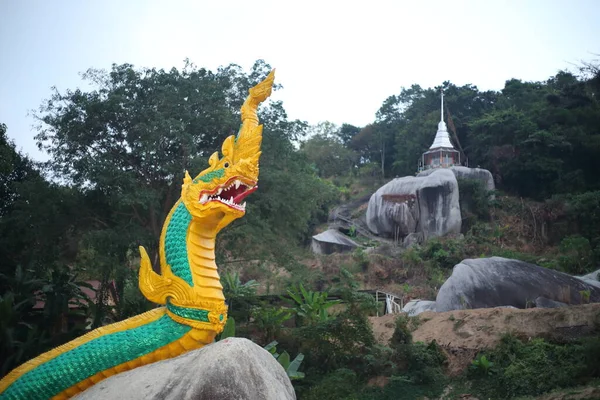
left=221, top=272, right=259, bottom=299
left=251, top=306, right=292, bottom=343
left=221, top=271, right=259, bottom=320
left=285, top=283, right=339, bottom=325
left=264, top=340, right=305, bottom=380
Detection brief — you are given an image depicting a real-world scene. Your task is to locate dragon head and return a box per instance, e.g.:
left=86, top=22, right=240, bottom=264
left=180, top=70, right=274, bottom=232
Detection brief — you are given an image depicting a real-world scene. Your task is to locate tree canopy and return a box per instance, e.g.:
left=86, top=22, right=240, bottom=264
left=335, top=67, right=600, bottom=200
left=0, top=60, right=340, bottom=358
left=2, top=57, right=600, bottom=380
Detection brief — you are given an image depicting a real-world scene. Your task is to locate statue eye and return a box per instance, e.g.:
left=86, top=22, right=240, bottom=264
left=224, top=162, right=230, bottom=168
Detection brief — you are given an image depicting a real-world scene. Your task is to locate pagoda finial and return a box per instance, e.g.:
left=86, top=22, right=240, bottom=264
left=440, top=88, right=444, bottom=122
left=427, top=86, right=454, bottom=151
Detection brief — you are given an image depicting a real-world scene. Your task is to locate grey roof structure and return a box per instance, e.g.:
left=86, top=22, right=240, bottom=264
left=312, top=229, right=358, bottom=247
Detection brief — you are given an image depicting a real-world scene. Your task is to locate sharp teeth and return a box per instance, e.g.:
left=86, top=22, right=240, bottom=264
left=230, top=196, right=234, bottom=203
left=235, top=180, right=241, bottom=189
left=216, top=188, right=222, bottom=195
left=199, top=194, right=208, bottom=204
left=242, top=202, right=246, bottom=208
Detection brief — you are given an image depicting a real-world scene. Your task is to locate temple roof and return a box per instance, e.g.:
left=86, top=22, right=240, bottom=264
left=429, top=89, right=455, bottom=150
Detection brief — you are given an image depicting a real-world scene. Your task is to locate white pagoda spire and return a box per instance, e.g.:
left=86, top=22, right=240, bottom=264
left=429, top=87, right=454, bottom=149
left=441, top=87, right=444, bottom=121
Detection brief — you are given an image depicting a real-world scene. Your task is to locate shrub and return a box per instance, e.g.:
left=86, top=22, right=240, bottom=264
left=418, top=238, right=466, bottom=269
left=362, top=344, right=396, bottom=378
left=250, top=305, right=293, bottom=344
left=352, top=247, right=370, bottom=271
left=293, top=310, right=376, bottom=376
left=472, top=335, right=600, bottom=399
left=301, top=368, right=359, bottom=400
left=389, top=316, right=447, bottom=386
left=336, top=268, right=378, bottom=316
left=457, top=177, right=493, bottom=225
left=562, top=190, right=600, bottom=241
left=404, top=341, right=446, bottom=385
left=556, top=235, right=596, bottom=274
left=401, top=247, right=423, bottom=269
left=389, top=315, right=412, bottom=347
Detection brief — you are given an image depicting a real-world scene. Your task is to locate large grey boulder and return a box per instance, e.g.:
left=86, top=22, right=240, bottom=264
left=578, top=269, right=600, bottom=289
left=366, top=169, right=461, bottom=240
left=366, top=176, right=421, bottom=238
left=418, top=166, right=495, bottom=193
left=403, top=299, right=437, bottom=316
left=311, top=229, right=359, bottom=255
left=436, top=257, right=600, bottom=312
left=75, top=338, right=296, bottom=400
left=418, top=169, right=462, bottom=240
left=403, top=232, right=423, bottom=248
left=535, top=296, right=568, bottom=308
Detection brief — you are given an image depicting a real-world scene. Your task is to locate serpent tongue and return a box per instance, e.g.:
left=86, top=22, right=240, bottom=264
left=234, top=186, right=257, bottom=204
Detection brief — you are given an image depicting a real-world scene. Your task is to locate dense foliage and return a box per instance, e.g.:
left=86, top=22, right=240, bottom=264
left=301, top=62, right=600, bottom=270
left=470, top=335, right=600, bottom=398
left=1, top=57, right=600, bottom=398
left=344, top=67, right=600, bottom=200
left=0, top=60, right=339, bottom=375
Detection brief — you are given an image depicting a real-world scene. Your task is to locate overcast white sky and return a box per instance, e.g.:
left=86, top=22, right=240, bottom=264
left=1, top=0, right=599, bottom=161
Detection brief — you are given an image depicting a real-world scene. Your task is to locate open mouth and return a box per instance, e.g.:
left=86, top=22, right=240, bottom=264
left=198, top=178, right=257, bottom=211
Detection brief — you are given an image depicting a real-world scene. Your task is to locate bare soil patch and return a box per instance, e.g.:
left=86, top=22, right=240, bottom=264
left=370, top=303, right=600, bottom=375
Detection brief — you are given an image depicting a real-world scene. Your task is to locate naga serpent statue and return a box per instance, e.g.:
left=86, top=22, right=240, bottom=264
left=0, top=70, right=275, bottom=400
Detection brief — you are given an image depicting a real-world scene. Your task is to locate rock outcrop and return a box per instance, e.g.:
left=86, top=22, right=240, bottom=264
left=75, top=338, right=296, bottom=400
left=366, top=177, right=420, bottom=238
left=436, top=257, right=600, bottom=312
left=402, top=299, right=437, bottom=316
left=535, top=296, right=568, bottom=308
left=311, top=229, right=359, bottom=255
left=366, top=169, right=461, bottom=241
left=418, top=166, right=495, bottom=193
left=578, top=269, right=600, bottom=289
left=402, top=232, right=423, bottom=248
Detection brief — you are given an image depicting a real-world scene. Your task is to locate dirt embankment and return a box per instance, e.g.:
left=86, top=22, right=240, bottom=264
left=370, top=303, right=600, bottom=375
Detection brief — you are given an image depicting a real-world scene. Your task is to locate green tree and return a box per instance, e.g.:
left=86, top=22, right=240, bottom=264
left=306, top=121, right=339, bottom=138
left=0, top=125, right=88, bottom=284
left=350, top=123, right=395, bottom=177
left=300, top=134, right=358, bottom=177
left=33, top=59, right=339, bottom=313
left=364, top=62, right=600, bottom=199
left=337, top=123, right=360, bottom=146
left=35, top=61, right=242, bottom=263
left=0, top=123, right=39, bottom=218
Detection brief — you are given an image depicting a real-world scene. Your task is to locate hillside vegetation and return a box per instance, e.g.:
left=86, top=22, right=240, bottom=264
left=1, top=58, right=600, bottom=398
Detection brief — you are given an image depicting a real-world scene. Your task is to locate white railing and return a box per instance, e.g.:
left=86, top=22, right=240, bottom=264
left=375, top=290, right=404, bottom=316
left=418, top=163, right=458, bottom=172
